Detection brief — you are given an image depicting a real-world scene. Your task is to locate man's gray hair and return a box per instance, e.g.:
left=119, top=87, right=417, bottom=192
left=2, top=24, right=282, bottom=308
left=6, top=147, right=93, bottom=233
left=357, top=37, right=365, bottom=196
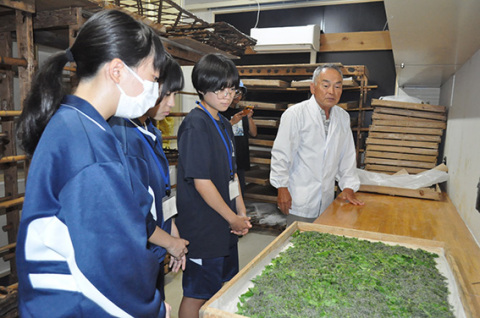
left=312, top=64, right=343, bottom=84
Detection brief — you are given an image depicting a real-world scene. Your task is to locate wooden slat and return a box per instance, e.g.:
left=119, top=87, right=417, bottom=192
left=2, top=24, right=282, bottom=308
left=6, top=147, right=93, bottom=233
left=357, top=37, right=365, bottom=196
left=253, top=118, right=279, bottom=128
left=250, top=150, right=271, bottom=165
left=368, top=132, right=441, bottom=143
left=245, top=168, right=270, bottom=186
left=0, top=197, right=24, bottom=209
left=375, top=107, right=446, bottom=121
left=0, top=155, right=27, bottom=164
left=250, top=157, right=271, bottom=165
left=365, top=164, right=428, bottom=174
left=366, top=151, right=437, bottom=163
left=366, top=138, right=439, bottom=149
left=372, top=119, right=446, bottom=129
left=366, top=144, right=439, bottom=156
left=0, top=55, right=27, bottom=67
left=0, top=110, right=22, bottom=117
left=337, top=101, right=359, bottom=110
left=372, top=113, right=447, bottom=127
left=237, top=100, right=286, bottom=110
left=243, top=184, right=277, bottom=204
left=358, top=185, right=441, bottom=200
left=364, top=157, right=436, bottom=169
left=249, top=139, right=274, bottom=147
left=0, top=243, right=15, bottom=254
left=242, top=79, right=290, bottom=88
left=0, top=0, right=35, bottom=13
left=370, top=125, right=443, bottom=136
left=372, top=98, right=446, bottom=113
left=319, top=31, right=392, bottom=52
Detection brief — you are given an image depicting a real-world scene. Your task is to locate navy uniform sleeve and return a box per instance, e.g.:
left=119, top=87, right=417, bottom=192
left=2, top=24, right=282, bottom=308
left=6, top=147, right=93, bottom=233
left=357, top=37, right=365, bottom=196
left=59, top=161, right=162, bottom=318
left=179, top=120, right=214, bottom=181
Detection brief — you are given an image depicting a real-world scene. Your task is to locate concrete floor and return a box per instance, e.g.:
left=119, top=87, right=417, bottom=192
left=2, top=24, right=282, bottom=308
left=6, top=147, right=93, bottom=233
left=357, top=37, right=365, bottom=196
left=164, top=231, right=278, bottom=318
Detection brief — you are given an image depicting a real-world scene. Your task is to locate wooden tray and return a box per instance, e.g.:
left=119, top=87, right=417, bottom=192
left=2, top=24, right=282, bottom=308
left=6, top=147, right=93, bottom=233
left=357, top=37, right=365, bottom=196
left=200, top=222, right=470, bottom=318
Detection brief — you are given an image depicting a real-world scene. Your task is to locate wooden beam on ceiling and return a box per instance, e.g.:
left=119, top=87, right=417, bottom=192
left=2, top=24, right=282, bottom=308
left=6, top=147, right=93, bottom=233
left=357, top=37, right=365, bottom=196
left=0, top=0, right=35, bottom=13
left=0, top=8, right=83, bottom=33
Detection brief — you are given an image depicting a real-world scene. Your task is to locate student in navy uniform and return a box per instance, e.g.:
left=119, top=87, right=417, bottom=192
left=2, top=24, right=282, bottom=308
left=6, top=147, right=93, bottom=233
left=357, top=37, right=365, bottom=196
left=109, top=56, right=189, bottom=302
left=220, top=80, right=257, bottom=196
left=16, top=10, right=171, bottom=318
left=176, top=53, right=253, bottom=318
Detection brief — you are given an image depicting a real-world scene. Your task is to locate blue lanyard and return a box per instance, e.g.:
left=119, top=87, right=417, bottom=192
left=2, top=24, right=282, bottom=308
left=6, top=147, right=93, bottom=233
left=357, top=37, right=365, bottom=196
left=197, top=101, right=234, bottom=179
left=127, top=119, right=171, bottom=196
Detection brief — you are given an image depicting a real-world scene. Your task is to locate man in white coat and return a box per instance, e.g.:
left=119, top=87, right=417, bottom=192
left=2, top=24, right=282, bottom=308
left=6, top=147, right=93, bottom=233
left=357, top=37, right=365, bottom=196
left=270, top=64, right=364, bottom=226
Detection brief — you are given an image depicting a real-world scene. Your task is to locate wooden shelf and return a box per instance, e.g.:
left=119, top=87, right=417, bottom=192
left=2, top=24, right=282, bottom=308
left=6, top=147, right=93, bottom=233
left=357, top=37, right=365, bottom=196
left=250, top=150, right=271, bottom=165
left=249, top=134, right=275, bottom=148
left=243, top=183, right=277, bottom=203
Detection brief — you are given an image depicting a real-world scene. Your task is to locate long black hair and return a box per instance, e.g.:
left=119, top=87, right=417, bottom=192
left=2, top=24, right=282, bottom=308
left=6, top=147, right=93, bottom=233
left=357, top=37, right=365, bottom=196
left=158, top=55, right=184, bottom=102
left=192, top=53, right=239, bottom=100
left=17, top=9, right=167, bottom=156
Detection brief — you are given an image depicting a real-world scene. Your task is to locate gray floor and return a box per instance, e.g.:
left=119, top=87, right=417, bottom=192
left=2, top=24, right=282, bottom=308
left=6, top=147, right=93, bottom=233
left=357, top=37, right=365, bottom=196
left=164, top=231, right=278, bottom=318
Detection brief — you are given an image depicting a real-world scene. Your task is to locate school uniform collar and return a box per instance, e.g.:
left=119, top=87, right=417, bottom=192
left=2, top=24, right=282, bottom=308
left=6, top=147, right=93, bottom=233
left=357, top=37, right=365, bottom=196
left=61, top=95, right=110, bottom=132
left=127, top=118, right=157, bottom=142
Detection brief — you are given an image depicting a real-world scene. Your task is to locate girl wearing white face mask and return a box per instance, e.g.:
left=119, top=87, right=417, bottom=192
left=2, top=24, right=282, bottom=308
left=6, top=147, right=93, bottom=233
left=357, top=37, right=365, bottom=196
left=109, top=56, right=189, bottom=308
left=16, top=10, right=171, bottom=318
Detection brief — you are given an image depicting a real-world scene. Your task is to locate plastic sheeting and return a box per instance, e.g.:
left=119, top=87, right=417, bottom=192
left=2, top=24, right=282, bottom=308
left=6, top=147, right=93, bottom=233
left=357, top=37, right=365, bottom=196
left=357, top=168, right=448, bottom=189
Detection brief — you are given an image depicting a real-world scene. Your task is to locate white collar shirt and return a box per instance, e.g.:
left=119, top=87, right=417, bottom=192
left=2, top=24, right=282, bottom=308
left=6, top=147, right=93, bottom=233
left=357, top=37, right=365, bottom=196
left=270, top=95, right=360, bottom=218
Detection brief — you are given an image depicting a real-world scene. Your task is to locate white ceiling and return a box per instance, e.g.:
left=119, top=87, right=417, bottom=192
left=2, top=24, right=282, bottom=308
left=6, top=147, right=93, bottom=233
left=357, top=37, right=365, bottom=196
left=384, top=0, right=480, bottom=88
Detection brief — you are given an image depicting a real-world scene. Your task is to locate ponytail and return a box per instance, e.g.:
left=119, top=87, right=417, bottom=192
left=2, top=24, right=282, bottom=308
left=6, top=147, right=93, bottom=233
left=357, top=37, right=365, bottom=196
left=17, top=9, right=167, bottom=157
left=17, top=51, right=70, bottom=156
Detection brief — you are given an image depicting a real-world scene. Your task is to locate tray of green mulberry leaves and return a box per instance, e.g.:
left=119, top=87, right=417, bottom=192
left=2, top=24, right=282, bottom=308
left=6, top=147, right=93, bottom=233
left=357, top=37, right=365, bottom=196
left=200, top=222, right=469, bottom=318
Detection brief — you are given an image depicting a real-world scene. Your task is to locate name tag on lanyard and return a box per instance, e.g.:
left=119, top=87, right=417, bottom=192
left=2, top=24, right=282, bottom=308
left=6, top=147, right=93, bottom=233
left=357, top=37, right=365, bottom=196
left=162, top=195, right=177, bottom=222
left=229, top=176, right=240, bottom=201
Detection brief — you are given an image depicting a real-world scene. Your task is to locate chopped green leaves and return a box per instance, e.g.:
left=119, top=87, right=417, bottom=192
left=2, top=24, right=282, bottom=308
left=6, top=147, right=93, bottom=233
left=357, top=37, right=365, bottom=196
left=236, top=231, right=454, bottom=317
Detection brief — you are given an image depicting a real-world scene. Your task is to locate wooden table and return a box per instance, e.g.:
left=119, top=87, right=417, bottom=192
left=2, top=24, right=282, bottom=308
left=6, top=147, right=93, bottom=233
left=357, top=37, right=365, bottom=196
left=315, top=192, right=480, bottom=317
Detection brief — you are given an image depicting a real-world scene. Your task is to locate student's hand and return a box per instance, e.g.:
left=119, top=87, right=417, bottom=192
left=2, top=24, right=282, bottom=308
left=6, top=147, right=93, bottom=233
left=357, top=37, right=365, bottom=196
left=166, top=237, right=189, bottom=260
left=231, top=217, right=252, bottom=236
left=229, top=214, right=252, bottom=234
left=230, top=111, right=246, bottom=125
left=338, top=188, right=364, bottom=206
left=277, top=187, right=292, bottom=215
left=169, top=254, right=186, bottom=272
left=165, top=301, right=171, bottom=318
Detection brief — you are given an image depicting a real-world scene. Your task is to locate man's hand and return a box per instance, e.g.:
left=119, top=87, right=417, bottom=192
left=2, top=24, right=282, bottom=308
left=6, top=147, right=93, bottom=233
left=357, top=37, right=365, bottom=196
left=338, top=188, right=364, bottom=206
left=277, top=187, right=292, bottom=215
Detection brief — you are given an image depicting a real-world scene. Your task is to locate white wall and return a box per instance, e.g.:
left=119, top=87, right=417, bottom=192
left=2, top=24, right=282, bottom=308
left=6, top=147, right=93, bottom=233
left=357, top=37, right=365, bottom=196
left=440, top=48, right=480, bottom=245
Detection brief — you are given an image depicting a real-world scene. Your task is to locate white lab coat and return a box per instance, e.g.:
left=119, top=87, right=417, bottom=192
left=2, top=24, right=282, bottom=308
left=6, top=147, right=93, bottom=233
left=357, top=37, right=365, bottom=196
left=270, top=96, right=360, bottom=218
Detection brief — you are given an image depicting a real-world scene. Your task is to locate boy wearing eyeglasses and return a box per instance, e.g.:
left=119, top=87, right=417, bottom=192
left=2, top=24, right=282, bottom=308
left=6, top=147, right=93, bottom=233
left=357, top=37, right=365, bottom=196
left=176, top=53, right=252, bottom=318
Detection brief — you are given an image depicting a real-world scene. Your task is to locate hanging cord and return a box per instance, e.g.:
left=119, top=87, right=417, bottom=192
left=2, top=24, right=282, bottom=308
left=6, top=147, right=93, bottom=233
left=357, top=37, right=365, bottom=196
left=253, top=0, right=261, bottom=28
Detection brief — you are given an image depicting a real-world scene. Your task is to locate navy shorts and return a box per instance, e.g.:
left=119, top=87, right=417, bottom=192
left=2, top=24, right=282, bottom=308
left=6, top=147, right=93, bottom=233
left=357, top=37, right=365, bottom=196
left=182, top=244, right=239, bottom=299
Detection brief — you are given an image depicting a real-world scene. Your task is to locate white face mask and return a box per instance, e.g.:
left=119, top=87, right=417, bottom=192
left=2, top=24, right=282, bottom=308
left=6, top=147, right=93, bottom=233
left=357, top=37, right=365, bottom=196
left=114, top=63, right=159, bottom=119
